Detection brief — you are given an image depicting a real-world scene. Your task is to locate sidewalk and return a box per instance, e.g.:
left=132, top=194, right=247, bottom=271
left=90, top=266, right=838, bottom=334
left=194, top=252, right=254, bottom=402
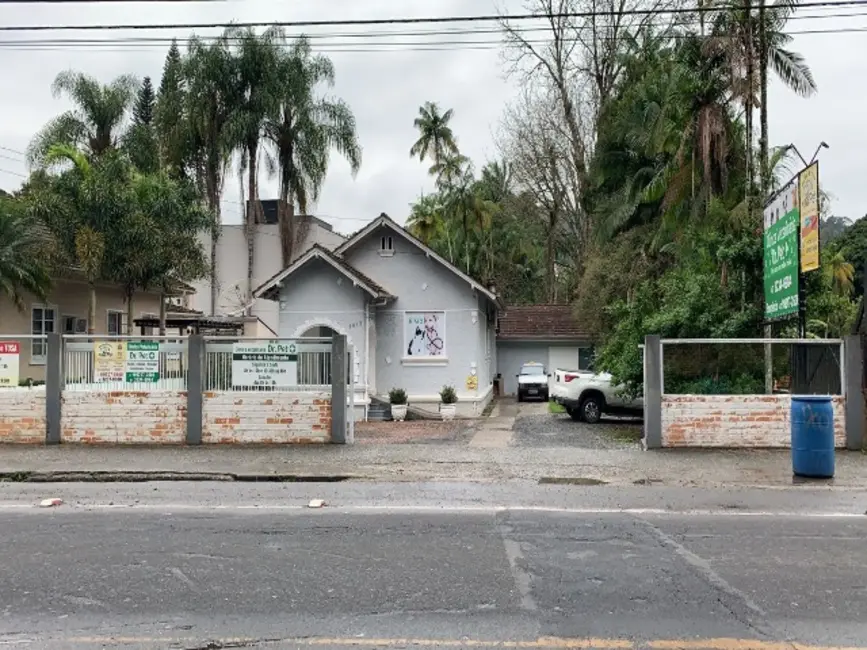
left=1, top=443, right=866, bottom=488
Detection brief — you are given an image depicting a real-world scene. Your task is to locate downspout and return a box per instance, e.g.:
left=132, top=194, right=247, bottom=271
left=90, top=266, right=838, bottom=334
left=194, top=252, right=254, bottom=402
left=364, top=300, right=370, bottom=422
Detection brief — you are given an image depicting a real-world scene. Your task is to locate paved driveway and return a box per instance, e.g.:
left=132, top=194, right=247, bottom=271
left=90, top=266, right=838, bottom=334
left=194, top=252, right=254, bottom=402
left=511, top=401, right=643, bottom=449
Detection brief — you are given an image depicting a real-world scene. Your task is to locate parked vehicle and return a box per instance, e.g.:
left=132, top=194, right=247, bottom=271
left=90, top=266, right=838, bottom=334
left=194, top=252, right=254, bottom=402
left=551, top=369, right=643, bottom=424
left=516, top=362, right=550, bottom=402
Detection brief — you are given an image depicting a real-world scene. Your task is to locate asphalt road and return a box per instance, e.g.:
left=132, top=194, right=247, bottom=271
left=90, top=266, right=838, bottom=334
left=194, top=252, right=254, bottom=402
left=1, top=483, right=866, bottom=649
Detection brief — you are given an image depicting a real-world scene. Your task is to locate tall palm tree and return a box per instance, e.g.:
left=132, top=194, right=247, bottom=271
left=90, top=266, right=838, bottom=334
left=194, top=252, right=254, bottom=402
left=226, top=25, right=285, bottom=310
left=0, top=197, right=53, bottom=314
left=409, top=102, right=459, bottom=166
left=183, top=34, right=239, bottom=315
left=823, top=251, right=854, bottom=297
left=27, top=70, right=139, bottom=168
left=264, top=37, right=362, bottom=267
left=406, top=193, right=446, bottom=246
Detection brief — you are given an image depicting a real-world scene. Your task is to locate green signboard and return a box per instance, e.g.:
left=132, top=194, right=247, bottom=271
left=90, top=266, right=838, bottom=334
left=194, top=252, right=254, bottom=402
left=763, top=180, right=800, bottom=321
left=125, top=340, right=160, bottom=383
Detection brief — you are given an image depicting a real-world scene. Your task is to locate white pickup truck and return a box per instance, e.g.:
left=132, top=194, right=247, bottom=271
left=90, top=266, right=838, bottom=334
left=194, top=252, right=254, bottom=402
left=551, top=369, right=643, bottom=424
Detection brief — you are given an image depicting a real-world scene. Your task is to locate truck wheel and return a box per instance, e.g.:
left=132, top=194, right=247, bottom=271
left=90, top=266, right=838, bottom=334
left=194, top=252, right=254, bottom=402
left=580, top=395, right=603, bottom=424
left=567, top=407, right=582, bottom=422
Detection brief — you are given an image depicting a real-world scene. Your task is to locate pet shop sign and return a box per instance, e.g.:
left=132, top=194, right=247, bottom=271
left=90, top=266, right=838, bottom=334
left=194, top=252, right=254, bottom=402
left=405, top=312, right=445, bottom=357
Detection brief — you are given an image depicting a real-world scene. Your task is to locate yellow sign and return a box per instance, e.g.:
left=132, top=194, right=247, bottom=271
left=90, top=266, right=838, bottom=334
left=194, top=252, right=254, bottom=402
left=799, top=162, right=820, bottom=273
left=93, top=340, right=125, bottom=383
left=465, top=374, right=478, bottom=391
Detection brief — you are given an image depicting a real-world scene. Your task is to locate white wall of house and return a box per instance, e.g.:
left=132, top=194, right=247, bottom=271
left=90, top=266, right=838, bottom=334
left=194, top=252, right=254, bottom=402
left=191, top=220, right=346, bottom=333
left=343, top=224, right=496, bottom=415
left=496, top=342, right=594, bottom=396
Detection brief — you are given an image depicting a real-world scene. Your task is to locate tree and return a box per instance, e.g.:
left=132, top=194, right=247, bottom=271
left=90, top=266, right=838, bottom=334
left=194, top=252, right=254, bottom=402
left=27, top=70, right=138, bottom=168
left=0, top=196, right=53, bottom=312
left=264, top=36, right=361, bottom=267
left=154, top=40, right=191, bottom=180
left=125, top=77, right=159, bottom=173
left=226, top=25, right=284, bottom=310
left=183, top=34, right=239, bottom=315
left=409, top=102, right=459, bottom=166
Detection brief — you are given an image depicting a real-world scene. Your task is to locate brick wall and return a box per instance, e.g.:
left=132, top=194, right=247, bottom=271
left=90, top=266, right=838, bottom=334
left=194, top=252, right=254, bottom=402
left=62, top=391, right=187, bottom=444
left=661, top=394, right=846, bottom=448
left=0, top=390, right=46, bottom=443
left=202, top=391, right=332, bottom=444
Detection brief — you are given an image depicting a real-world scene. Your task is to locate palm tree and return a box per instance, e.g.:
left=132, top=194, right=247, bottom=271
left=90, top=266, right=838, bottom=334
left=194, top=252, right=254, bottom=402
left=226, top=25, right=285, bottom=311
left=0, top=197, right=53, bottom=313
left=183, top=34, right=239, bottom=315
left=409, top=102, right=459, bottom=166
left=823, top=251, right=854, bottom=297
left=264, top=37, right=362, bottom=267
left=406, top=193, right=446, bottom=246
left=27, top=70, right=139, bottom=168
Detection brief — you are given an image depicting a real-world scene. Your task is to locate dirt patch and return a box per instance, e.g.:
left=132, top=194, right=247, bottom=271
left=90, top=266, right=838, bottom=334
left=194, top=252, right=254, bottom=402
left=354, top=421, right=472, bottom=444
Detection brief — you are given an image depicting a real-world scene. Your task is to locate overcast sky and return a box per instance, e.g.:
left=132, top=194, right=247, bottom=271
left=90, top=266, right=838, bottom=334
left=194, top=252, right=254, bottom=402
left=0, top=0, right=862, bottom=235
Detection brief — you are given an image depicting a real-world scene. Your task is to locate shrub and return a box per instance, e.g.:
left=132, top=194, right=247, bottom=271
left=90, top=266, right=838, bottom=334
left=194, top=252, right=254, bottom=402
left=439, top=385, right=457, bottom=404
left=388, top=387, right=407, bottom=405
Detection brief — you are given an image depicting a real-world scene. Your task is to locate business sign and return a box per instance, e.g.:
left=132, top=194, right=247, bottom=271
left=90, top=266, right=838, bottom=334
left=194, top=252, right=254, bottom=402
left=94, top=340, right=126, bottom=383
left=232, top=340, right=298, bottom=389
left=0, top=341, right=20, bottom=387
left=799, top=162, right=820, bottom=273
left=763, top=180, right=800, bottom=321
left=126, top=341, right=160, bottom=383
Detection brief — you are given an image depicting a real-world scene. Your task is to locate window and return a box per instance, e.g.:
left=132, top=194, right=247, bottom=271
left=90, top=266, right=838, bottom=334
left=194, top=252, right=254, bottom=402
left=31, top=305, right=56, bottom=363
left=379, top=235, right=394, bottom=256
left=107, top=310, right=126, bottom=336
left=404, top=311, right=446, bottom=358
left=578, top=347, right=595, bottom=372
left=140, top=312, right=158, bottom=337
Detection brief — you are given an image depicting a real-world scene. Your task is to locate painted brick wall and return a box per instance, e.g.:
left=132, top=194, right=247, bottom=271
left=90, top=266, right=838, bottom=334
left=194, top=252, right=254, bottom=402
left=0, top=390, right=46, bottom=443
left=62, top=391, right=187, bottom=444
left=202, top=391, right=332, bottom=444
left=662, top=395, right=846, bottom=448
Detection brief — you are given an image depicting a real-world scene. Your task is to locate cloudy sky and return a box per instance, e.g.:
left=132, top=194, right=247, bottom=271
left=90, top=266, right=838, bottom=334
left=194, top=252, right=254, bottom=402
left=0, top=0, right=862, bottom=236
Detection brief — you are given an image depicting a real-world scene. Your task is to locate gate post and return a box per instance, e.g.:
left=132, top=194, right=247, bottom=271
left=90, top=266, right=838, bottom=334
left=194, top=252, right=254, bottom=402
left=843, top=335, right=864, bottom=450
left=330, top=334, right=347, bottom=444
left=45, top=333, right=62, bottom=445
left=644, top=335, right=662, bottom=450
left=186, top=334, right=204, bottom=445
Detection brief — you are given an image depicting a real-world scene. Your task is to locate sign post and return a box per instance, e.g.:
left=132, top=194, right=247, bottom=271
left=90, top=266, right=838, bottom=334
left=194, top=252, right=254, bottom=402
left=231, top=340, right=298, bottom=389
left=0, top=341, right=20, bottom=387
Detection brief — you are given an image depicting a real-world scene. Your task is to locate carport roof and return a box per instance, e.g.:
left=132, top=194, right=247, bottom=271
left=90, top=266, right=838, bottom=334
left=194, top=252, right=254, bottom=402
left=498, top=305, right=594, bottom=342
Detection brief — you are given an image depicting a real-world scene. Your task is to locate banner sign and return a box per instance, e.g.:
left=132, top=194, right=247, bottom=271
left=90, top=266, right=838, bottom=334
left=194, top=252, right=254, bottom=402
left=231, top=340, right=298, bottom=389
left=763, top=180, right=800, bottom=321
left=94, top=341, right=126, bottom=383
left=125, top=341, right=160, bottom=383
left=0, top=341, right=20, bottom=387
left=799, top=162, right=820, bottom=273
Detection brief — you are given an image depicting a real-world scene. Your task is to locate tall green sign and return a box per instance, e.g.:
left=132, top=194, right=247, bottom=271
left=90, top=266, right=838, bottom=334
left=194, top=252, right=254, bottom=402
left=763, top=180, right=800, bottom=321
left=126, top=340, right=160, bottom=383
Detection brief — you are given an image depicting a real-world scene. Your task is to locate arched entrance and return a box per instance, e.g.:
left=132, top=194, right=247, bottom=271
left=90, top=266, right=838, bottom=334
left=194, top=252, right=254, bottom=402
left=297, top=324, right=354, bottom=387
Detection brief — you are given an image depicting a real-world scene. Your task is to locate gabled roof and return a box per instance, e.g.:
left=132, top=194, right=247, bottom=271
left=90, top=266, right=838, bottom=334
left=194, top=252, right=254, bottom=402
left=497, top=305, right=594, bottom=341
left=252, top=243, right=395, bottom=301
left=334, top=213, right=501, bottom=306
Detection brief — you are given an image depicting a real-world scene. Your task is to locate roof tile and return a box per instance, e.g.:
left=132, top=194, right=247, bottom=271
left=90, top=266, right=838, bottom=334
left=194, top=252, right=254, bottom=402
left=497, top=305, right=593, bottom=341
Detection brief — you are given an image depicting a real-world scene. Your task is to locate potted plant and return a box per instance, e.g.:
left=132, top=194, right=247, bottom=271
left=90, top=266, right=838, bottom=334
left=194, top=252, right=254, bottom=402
left=439, top=385, right=458, bottom=421
left=389, top=387, right=408, bottom=421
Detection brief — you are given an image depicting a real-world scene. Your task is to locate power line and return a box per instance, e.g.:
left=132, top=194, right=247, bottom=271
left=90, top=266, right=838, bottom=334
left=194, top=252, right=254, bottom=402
left=0, top=168, right=26, bottom=178
left=0, top=0, right=865, bottom=32
left=0, top=145, right=25, bottom=157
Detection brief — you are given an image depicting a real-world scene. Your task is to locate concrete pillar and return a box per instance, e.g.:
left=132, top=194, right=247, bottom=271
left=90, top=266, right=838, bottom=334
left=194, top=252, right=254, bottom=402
left=331, top=334, right=347, bottom=444
left=45, top=333, right=62, bottom=445
left=186, top=334, right=204, bottom=445
left=643, top=335, right=663, bottom=450
left=843, top=335, right=864, bottom=451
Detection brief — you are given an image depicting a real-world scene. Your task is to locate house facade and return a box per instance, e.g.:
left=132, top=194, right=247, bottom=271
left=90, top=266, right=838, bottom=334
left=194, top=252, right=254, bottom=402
left=0, top=274, right=168, bottom=383
left=496, top=305, right=595, bottom=396
left=254, top=214, right=501, bottom=418
left=191, top=207, right=346, bottom=333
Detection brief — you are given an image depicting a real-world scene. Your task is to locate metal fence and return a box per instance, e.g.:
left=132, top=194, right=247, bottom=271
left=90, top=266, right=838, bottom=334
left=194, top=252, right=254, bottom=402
left=660, top=338, right=844, bottom=396
left=63, top=335, right=188, bottom=391
left=203, top=337, right=334, bottom=392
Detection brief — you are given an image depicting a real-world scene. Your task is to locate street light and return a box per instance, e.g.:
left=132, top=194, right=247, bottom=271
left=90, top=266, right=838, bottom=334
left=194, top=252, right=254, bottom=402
left=809, top=141, right=829, bottom=164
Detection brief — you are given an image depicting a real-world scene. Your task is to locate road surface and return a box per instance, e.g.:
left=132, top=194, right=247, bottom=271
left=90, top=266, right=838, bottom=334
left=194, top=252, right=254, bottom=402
left=0, top=482, right=865, bottom=649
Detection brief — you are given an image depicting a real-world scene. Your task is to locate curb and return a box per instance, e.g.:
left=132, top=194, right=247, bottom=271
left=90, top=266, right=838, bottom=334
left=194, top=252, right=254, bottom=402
left=0, top=471, right=360, bottom=483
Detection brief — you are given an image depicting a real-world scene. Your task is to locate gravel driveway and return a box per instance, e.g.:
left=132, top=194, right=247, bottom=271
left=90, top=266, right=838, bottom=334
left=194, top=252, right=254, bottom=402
left=512, top=407, right=643, bottom=449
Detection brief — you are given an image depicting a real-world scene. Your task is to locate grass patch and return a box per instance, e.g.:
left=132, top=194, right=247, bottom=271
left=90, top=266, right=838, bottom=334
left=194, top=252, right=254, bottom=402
left=548, top=400, right=566, bottom=414
left=606, top=426, right=643, bottom=443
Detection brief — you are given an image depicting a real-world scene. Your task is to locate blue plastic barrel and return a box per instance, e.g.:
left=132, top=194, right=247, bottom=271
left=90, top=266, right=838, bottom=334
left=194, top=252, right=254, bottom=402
left=791, top=396, right=835, bottom=479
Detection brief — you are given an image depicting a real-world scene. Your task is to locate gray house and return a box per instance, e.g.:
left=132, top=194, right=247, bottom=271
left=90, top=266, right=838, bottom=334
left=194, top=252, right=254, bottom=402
left=253, top=214, right=502, bottom=419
